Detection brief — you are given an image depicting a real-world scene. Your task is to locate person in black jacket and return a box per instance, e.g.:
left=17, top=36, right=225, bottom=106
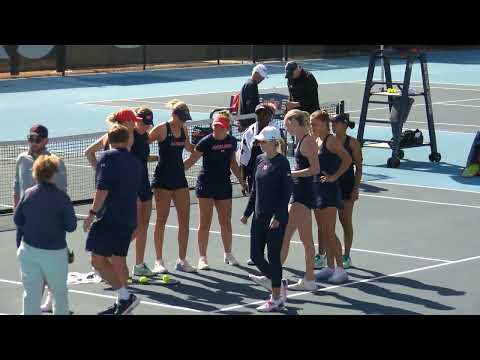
left=285, top=62, right=320, bottom=115
left=240, top=126, right=292, bottom=312
left=238, top=64, right=268, bottom=131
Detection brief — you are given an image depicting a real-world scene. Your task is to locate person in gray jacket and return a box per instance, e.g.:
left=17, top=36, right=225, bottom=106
left=14, top=154, right=77, bottom=315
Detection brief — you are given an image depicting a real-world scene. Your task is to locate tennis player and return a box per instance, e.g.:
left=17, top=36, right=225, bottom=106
left=149, top=100, right=196, bottom=273
left=241, top=126, right=292, bottom=312
left=280, top=110, right=319, bottom=291
left=184, top=111, right=247, bottom=270
left=331, top=113, right=363, bottom=269
left=83, top=125, right=142, bottom=315
left=310, top=110, right=352, bottom=285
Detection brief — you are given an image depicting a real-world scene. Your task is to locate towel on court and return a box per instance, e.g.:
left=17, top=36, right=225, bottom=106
left=67, top=272, right=102, bottom=285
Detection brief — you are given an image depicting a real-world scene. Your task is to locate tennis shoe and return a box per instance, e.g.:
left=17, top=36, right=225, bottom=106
left=152, top=260, right=168, bottom=274
left=175, top=259, right=197, bottom=273
left=315, top=267, right=335, bottom=281
left=249, top=274, right=272, bottom=291
left=288, top=278, right=318, bottom=291
left=197, top=257, right=210, bottom=270
left=132, top=263, right=154, bottom=277
left=256, top=296, right=285, bottom=312
left=224, top=253, right=239, bottom=266
left=328, top=268, right=349, bottom=284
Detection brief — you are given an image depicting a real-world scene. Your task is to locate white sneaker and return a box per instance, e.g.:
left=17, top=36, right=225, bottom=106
left=224, top=253, right=239, bottom=266
left=152, top=260, right=169, bottom=274
left=328, top=268, right=349, bottom=284
left=281, top=279, right=288, bottom=303
left=256, top=296, right=285, bottom=313
left=197, top=257, right=210, bottom=270
left=246, top=258, right=255, bottom=266
left=175, top=259, right=197, bottom=273
left=132, top=263, right=154, bottom=277
left=288, top=278, right=318, bottom=291
left=315, top=267, right=335, bottom=281
left=248, top=274, right=272, bottom=291
left=40, top=291, right=53, bottom=313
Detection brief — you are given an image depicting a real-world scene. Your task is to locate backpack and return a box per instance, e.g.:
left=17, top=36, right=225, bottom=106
left=230, top=93, right=241, bottom=114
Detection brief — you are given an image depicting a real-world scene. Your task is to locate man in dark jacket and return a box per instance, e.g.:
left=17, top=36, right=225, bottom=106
left=285, top=62, right=320, bottom=114
left=238, top=64, right=268, bottom=131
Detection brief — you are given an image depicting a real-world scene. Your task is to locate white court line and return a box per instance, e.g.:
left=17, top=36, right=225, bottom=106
left=289, top=241, right=451, bottom=263
left=213, top=254, right=480, bottom=313
left=75, top=81, right=365, bottom=105
left=441, top=103, right=480, bottom=108
left=361, top=124, right=475, bottom=135
left=351, top=116, right=479, bottom=128
left=122, top=100, right=221, bottom=109
left=0, top=278, right=202, bottom=313
left=152, top=224, right=452, bottom=263
left=360, top=193, right=480, bottom=209
left=350, top=97, right=480, bottom=114
left=365, top=181, right=480, bottom=194
left=412, top=81, right=480, bottom=87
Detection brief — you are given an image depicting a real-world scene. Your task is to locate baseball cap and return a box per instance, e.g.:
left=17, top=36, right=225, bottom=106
left=136, top=108, right=154, bottom=126
left=252, top=64, right=268, bottom=78
left=115, top=109, right=143, bottom=123
left=29, top=124, right=48, bottom=138
left=212, top=115, right=230, bottom=129
left=254, top=126, right=282, bottom=142
left=255, top=102, right=276, bottom=117
left=173, top=108, right=192, bottom=122
left=332, top=113, right=355, bottom=129
left=285, top=61, right=298, bottom=79
left=332, top=113, right=350, bottom=125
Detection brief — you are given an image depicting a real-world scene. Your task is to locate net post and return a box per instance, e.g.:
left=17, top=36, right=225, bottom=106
left=217, top=46, right=221, bottom=65
left=143, top=45, right=147, bottom=71
left=56, top=45, right=66, bottom=76
left=251, top=45, right=256, bottom=64
left=6, top=45, right=20, bottom=76
left=283, top=45, right=289, bottom=61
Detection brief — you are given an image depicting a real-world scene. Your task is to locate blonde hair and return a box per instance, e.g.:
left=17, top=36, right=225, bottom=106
left=285, top=109, right=312, bottom=135
left=105, top=112, right=119, bottom=126
left=108, top=124, right=130, bottom=144
left=274, top=138, right=286, bottom=155
left=33, top=154, right=59, bottom=183
left=166, top=99, right=190, bottom=113
left=215, top=109, right=230, bottom=120
left=310, top=109, right=330, bottom=123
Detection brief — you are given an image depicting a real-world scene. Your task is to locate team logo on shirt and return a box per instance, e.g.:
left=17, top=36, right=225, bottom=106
left=212, top=144, right=232, bottom=152
left=262, top=164, right=268, bottom=171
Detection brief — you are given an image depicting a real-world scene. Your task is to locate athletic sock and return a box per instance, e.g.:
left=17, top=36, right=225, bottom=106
left=117, top=287, right=130, bottom=303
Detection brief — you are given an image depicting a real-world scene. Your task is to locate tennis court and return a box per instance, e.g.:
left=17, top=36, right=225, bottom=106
left=1, top=49, right=479, bottom=315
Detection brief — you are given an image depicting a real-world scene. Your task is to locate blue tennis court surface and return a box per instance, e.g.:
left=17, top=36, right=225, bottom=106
left=1, top=49, right=479, bottom=315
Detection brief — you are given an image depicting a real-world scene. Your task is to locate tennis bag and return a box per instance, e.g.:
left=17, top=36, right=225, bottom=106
left=394, top=129, right=423, bottom=148
left=191, top=126, right=213, bottom=145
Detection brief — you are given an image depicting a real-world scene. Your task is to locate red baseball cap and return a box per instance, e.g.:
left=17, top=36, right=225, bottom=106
left=115, top=109, right=142, bottom=123
left=212, top=116, right=230, bottom=129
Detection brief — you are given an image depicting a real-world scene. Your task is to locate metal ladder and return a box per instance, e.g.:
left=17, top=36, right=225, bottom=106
left=356, top=48, right=441, bottom=168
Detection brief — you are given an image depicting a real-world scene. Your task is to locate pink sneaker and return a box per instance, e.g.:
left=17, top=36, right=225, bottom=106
left=256, top=296, right=285, bottom=313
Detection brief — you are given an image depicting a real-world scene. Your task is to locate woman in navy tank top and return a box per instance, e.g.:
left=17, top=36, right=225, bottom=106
left=280, top=109, right=320, bottom=292
left=148, top=100, right=196, bottom=274
left=310, top=110, right=352, bottom=285
left=331, top=113, right=363, bottom=270
left=184, top=111, right=247, bottom=270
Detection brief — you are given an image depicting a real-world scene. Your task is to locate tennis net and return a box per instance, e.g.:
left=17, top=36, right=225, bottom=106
left=0, top=100, right=343, bottom=215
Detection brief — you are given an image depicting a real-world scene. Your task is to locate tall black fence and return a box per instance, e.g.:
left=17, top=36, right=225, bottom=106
left=0, top=45, right=475, bottom=76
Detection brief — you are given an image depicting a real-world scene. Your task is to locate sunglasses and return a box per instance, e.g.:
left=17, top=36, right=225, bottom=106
left=27, top=135, right=43, bottom=144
